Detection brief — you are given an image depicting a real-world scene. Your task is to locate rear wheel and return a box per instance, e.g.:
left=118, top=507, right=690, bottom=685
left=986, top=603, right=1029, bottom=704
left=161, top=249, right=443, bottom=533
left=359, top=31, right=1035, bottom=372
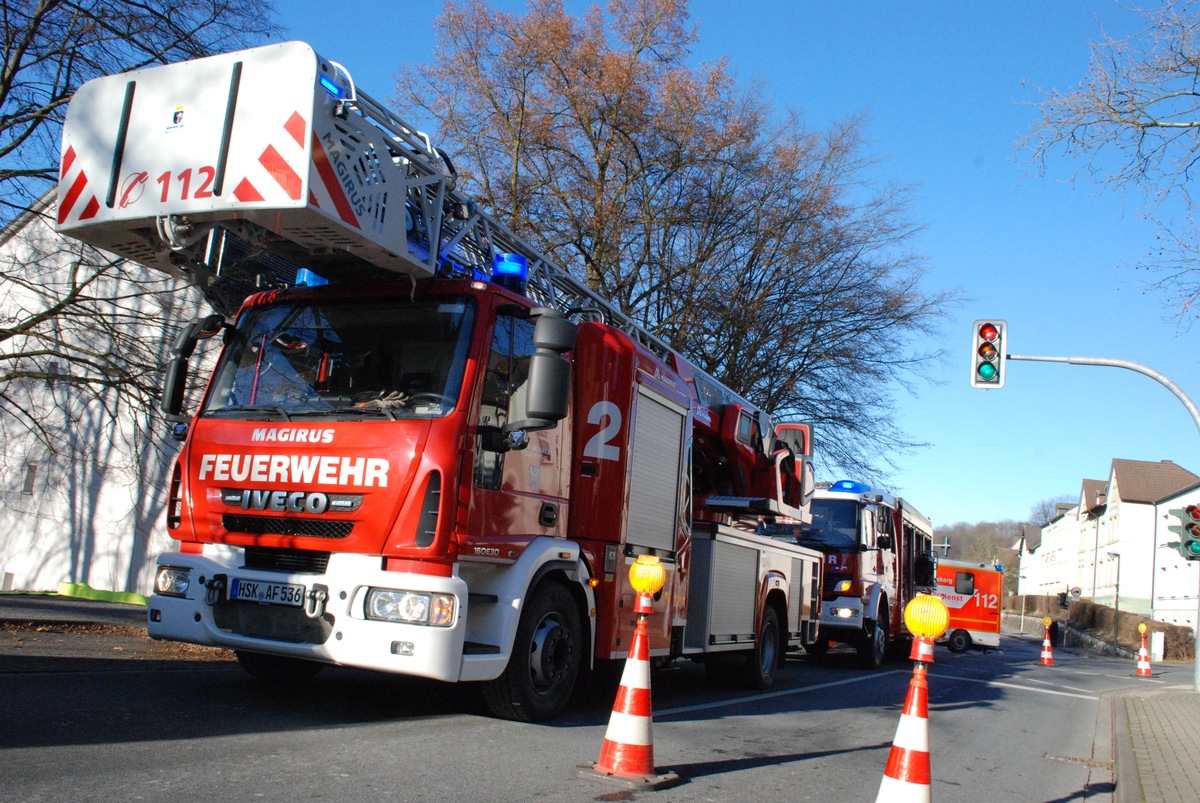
left=947, top=629, right=972, bottom=653
left=234, top=650, right=324, bottom=684
left=482, top=582, right=583, bottom=722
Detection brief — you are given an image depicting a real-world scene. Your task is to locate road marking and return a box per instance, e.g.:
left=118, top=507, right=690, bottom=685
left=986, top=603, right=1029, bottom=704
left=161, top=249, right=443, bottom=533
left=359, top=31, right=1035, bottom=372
left=929, top=672, right=1099, bottom=700
left=1069, top=669, right=1167, bottom=683
left=655, top=670, right=909, bottom=718
left=1017, top=675, right=1095, bottom=693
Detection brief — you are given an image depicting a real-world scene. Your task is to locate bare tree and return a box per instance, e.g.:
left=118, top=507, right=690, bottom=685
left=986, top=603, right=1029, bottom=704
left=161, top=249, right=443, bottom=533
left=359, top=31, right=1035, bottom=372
left=1028, top=494, right=1077, bottom=527
left=935, top=520, right=1022, bottom=566
left=0, top=1, right=279, bottom=446
left=1022, top=1, right=1200, bottom=321
left=399, top=0, right=956, bottom=479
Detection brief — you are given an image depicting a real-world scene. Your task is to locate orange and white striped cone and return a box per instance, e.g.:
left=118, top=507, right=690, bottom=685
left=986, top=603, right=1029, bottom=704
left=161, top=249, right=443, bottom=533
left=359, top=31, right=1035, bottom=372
left=1136, top=631, right=1153, bottom=677
left=877, top=650, right=933, bottom=802
left=575, top=596, right=680, bottom=790
left=1040, top=623, right=1055, bottom=666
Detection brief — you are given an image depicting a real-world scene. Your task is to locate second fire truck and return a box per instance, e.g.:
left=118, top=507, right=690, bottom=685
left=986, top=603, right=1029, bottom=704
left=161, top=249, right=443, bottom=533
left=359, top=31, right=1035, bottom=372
left=762, top=480, right=936, bottom=667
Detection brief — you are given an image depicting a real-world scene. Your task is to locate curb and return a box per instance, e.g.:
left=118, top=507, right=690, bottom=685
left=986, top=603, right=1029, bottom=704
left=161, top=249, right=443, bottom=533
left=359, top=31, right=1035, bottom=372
left=1112, top=693, right=1140, bottom=803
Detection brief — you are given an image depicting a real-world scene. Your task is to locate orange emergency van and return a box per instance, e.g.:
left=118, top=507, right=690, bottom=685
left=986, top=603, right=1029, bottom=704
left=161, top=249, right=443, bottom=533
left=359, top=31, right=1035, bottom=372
left=934, top=559, right=1003, bottom=653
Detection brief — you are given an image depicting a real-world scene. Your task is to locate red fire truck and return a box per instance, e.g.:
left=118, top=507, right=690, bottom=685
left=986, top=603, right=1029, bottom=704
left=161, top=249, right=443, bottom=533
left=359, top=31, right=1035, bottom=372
left=56, top=42, right=823, bottom=720
left=763, top=480, right=936, bottom=667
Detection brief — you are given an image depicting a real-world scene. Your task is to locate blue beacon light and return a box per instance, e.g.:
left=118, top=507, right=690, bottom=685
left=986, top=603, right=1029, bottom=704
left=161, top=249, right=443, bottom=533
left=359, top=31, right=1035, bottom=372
left=492, top=253, right=529, bottom=295
left=319, top=75, right=346, bottom=99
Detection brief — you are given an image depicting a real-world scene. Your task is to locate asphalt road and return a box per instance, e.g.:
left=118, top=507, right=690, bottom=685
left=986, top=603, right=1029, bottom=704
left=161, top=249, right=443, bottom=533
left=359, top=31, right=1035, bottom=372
left=1, top=600, right=1162, bottom=802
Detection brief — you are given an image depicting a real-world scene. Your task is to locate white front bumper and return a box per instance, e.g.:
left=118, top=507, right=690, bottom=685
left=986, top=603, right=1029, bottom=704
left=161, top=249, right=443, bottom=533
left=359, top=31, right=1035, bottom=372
left=818, top=596, right=866, bottom=637
left=147, top=550, right=470, bottom=682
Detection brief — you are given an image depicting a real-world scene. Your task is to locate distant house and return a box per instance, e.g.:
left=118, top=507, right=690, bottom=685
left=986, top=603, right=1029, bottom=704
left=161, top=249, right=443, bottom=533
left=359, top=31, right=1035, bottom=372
left=1018, top=459, right=1200, bottom=627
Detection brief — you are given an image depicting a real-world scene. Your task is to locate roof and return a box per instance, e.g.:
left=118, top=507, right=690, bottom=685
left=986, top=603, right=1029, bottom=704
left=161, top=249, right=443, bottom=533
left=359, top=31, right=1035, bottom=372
left=1020, top=523, right=1041, bottom=553
left=1080, top=479, right=1107, bottom=511
left=1111, top=459, right=1200, bottom=505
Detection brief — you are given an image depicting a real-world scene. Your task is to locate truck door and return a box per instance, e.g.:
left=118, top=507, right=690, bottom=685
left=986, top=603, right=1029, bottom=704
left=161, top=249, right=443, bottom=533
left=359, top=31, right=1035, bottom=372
left=465, top=305, right=568, bottom=552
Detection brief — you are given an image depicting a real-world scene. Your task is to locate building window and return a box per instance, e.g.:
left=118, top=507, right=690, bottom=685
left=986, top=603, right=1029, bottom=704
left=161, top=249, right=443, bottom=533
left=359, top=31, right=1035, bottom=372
left=21, top=464, right=37, bottom=495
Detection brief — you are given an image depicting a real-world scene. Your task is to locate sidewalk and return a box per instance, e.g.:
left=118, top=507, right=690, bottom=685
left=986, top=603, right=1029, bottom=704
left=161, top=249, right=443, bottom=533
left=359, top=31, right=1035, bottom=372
left=1113, top=685, right=1200, bottom=803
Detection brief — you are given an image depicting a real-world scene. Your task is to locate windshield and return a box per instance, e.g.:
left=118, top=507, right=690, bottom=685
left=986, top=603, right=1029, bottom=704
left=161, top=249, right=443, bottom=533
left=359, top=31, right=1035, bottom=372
left=795, top=498, right=860, bottom=549
left=203, top=298, right=475, bottom=420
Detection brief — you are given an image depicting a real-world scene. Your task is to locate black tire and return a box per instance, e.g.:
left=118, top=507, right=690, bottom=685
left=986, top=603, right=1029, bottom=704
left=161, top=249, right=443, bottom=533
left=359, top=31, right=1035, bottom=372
left=482, top=582, right=583, bottom=722
left=947, top=629, right=972, bottom=654
left=234, top=650, right=324, bottom=684
left=743, top=605, right=782, bottom=689
left=856, top=605, right=889, bottom=670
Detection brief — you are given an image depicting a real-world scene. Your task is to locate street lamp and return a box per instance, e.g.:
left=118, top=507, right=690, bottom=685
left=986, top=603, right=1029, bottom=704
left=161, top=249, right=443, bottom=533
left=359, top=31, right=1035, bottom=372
left=1107, top=551, right=1121, bottom=648
left=1019, top=575, right=1028, bottom=633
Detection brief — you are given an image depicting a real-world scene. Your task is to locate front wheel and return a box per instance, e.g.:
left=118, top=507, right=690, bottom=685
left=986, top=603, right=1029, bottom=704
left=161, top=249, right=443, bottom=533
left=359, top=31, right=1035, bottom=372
left=482, top=582, right=583, bottom=722
left=856, top=608, right=889, bottom=670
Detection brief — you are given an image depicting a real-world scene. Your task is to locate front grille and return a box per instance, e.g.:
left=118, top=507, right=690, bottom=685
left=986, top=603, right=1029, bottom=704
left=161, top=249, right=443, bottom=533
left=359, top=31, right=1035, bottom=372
left=243, top=547, right=330, bottom=574
left=223, top=514, right=353, bottom=538
left=213, top=598, right=334, bottom=644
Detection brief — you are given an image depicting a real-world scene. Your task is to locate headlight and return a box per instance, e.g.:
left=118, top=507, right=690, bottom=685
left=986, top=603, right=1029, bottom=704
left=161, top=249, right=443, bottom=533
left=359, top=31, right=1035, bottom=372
left=366, top=589, right=455, bottom=627
left=832, top=607, right=860, bottom=619
left=155, top=566, right=190, bottom=597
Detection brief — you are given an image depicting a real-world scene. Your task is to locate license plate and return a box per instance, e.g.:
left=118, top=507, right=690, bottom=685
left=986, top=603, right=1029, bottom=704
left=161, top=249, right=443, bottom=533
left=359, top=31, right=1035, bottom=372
left=228, top=577, right=305, bottom=607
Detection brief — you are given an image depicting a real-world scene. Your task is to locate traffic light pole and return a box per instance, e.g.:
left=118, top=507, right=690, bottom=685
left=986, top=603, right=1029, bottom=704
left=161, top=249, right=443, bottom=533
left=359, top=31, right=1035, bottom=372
left=1009, top=352, right=1200, bottom=690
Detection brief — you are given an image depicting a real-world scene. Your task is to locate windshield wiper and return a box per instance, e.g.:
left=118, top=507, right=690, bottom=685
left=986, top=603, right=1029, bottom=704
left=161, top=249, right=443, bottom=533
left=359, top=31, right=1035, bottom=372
left=290, top=406, right=399, bottom=421
left=205, top=405, right=292, bottom=420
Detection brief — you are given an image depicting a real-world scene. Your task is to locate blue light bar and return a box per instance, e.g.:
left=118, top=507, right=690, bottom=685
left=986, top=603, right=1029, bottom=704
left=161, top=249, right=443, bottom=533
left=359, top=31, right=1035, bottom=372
left=319, top=75, right=346, bottom=99
left=295, top=268, right=327, bottom=287
left=830, top=479, right=871, bottom=494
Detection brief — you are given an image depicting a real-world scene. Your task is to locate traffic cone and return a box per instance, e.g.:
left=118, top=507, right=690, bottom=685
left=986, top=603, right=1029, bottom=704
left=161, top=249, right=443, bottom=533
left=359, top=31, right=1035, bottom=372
left=1040, top=622, right=1055, bottom=666
left=575, top=610, right=680, bottom=790
left=1136, top=630, right=1153, bottom=678
left=877, top=644, right=933, bottom=802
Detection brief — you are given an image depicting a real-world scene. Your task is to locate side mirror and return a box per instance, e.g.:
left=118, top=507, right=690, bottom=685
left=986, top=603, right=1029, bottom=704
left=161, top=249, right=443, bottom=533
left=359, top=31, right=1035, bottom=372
left=876, top=534, right=894, bottom=551
left=161, top=314, right=227, bottom=422
left=504, top=309, right=576, bottom=435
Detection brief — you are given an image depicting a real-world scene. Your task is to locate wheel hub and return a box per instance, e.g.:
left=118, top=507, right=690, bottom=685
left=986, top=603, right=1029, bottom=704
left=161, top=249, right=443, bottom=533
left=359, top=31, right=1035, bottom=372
left=529, top=613, right=572, bottom=691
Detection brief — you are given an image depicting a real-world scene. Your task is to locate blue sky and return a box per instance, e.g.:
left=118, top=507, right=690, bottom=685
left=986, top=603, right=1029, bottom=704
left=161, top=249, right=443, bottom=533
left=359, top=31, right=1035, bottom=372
left=278, top=1, right=1193, bottom=527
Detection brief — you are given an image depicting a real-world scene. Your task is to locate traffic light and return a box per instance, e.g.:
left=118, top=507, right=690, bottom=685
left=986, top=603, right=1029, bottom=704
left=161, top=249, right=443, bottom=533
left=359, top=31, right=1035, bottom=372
left=970, top=319, right=1007, bottom=389
left=1169, top=505, right=1200, bottom=560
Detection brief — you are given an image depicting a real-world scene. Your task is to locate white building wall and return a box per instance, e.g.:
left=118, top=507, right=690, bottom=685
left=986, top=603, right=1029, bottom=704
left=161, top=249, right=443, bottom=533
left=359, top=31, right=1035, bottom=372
left=0, top=207, right=205, bottom=594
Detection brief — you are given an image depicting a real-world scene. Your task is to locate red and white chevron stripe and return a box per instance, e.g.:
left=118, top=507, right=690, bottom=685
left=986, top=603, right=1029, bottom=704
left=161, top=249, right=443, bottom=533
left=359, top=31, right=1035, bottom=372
left=57, top=145, right=101, bottom=226
left=228, top=110, right=359, bottom=230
